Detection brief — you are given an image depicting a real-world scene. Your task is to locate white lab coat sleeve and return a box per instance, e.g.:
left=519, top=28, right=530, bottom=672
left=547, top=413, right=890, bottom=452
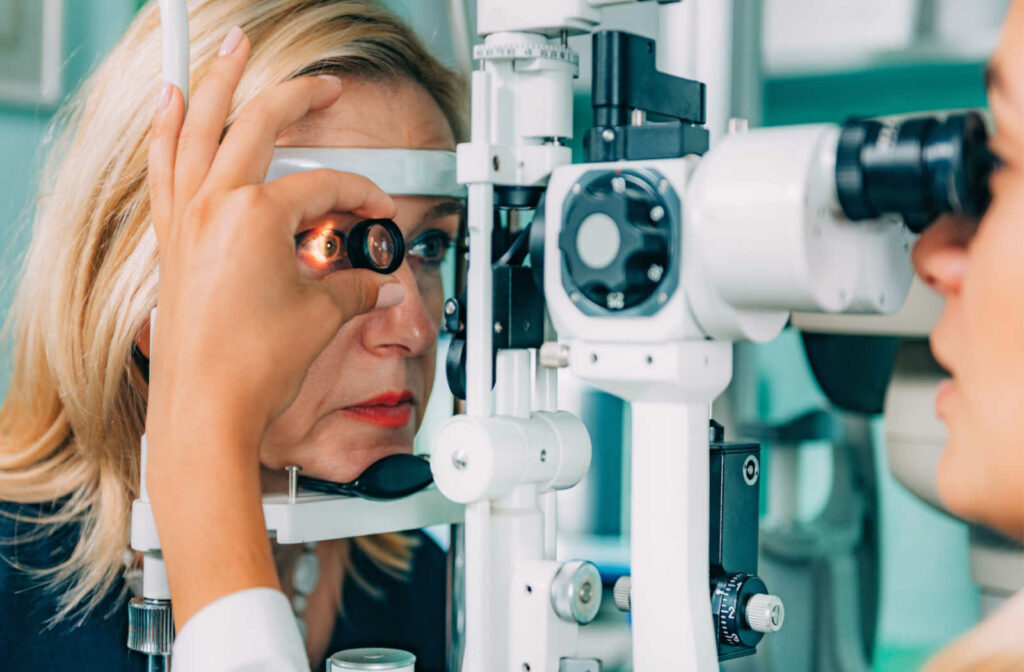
left=171, top=587, right=307, bottom=671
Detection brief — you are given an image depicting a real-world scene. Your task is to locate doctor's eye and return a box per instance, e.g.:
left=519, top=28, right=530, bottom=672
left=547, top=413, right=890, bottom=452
left=407, top=231, right=453, bottom=269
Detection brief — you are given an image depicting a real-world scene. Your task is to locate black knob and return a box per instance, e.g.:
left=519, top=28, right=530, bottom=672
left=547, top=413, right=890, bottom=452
left=559, top=170, right=672, bottom=312
left=711, top=572, right=769, bottom=649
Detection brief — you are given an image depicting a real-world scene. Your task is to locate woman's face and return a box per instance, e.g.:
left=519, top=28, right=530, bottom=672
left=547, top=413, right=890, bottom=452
left=258, top=77, right=460, bottom=483
left=912, top=0, right=1024, bottom=540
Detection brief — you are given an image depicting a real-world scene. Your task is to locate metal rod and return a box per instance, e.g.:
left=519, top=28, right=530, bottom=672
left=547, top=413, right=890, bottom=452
left=147, top=655, right=170, bottom=672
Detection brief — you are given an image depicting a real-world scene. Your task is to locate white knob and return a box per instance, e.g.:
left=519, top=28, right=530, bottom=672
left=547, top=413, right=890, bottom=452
left=745, top=593, right=785, bottom=633
left=613, top=576, right=631, bottom=612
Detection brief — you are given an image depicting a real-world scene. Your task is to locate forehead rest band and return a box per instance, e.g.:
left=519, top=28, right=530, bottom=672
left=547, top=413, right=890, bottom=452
left=266, top=147, right=465, bottom=199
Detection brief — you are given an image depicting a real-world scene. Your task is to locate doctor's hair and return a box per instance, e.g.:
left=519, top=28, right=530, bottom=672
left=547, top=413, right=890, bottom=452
left=0, top=0, right=464, bottom=623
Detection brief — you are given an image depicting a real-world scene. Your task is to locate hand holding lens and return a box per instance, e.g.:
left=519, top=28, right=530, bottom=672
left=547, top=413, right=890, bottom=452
left=295, top=217, right=405, bottom=277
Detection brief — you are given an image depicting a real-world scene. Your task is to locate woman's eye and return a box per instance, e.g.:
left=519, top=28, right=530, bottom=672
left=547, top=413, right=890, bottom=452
left=296, top=228, right=349, bottom=272
left=408, top=231, right=453, bottom=268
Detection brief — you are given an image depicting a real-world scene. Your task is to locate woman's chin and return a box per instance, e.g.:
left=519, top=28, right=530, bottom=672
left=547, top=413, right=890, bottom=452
left=312, top=441, right=414, bottom=483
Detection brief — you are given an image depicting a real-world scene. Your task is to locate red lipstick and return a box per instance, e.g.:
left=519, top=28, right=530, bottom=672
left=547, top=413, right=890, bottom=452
left=339, top=390, right=414, bottom=428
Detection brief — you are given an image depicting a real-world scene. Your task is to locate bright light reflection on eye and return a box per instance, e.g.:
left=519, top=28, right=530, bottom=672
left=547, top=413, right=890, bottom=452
left=297, top=227, right=346, bottom=270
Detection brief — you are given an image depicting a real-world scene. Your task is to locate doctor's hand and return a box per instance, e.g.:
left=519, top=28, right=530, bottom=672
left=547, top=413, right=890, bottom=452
left=142, top=27, right=402, bottom=629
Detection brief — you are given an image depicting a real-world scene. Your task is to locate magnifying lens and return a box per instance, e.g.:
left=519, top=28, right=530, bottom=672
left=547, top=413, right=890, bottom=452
left=295, top=217, right=405, bottom=277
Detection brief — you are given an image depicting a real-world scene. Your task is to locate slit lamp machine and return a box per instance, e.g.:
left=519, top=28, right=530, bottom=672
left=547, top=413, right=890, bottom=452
left=128, top=1, right=995, bottom=670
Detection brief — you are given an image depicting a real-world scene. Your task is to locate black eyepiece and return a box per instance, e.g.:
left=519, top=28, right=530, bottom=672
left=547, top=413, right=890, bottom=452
left=835, top=111, right=995, bottom=233
left=348, top=218, right=405, bottom=274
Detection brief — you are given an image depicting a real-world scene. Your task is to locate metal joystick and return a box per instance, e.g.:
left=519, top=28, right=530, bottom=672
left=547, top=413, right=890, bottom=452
left=127, top=597, right=174, bottom=670
left=745, top=593, right=785, bottom=634
left=551, top=560, right=603, bottom=625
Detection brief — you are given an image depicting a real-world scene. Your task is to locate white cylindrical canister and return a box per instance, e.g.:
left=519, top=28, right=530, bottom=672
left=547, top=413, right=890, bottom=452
left=327, top=648, right=415, bottom=672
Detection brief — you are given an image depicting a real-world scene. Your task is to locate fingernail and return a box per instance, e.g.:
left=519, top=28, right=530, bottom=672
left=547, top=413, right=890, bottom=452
left=318, top=74, right=342, bottom=87
left=157, top=82, right=172, bottom=109
left=218, top=26, right=244, bottom=57
left=374, top=282, right=405, bottom=310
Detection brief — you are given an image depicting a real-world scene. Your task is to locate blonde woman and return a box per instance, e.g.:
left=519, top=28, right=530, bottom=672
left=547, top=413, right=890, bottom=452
left=913, top=1, right=1024, bottom=670
left=0, top=1, right=464, bottom=669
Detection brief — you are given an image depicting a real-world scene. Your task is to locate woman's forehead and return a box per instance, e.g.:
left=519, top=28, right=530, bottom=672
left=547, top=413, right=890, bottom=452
left=276, top=77, right=455, bottom=151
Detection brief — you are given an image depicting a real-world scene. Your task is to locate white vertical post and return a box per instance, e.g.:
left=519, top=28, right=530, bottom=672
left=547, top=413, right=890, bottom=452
left=630, top=401, right=718, bottom=671
left=658, top=0, right=736, bottom=142
left=460, top=62, right=497, bottom=672
left=158, top=0, right=190, bottom=104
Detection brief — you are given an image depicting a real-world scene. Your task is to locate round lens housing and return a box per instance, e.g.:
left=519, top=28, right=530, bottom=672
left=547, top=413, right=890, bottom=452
left=349, top=218, right=405, bottom=274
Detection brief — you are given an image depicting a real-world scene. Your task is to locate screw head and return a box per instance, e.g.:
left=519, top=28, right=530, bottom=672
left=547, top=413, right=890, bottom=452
left=647, top=264, right=664, bottom=283
left=650, top=205, right=665, bottom=222
left=601, top=129, right=615, bottom=142
left=578, top=581, right=593, bottom=604
left=452, top=449, right=469, bottom=471
left=444, top=300, right=457, bottom=316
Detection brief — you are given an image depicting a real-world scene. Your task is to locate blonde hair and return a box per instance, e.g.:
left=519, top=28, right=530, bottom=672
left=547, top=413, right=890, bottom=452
left=0, top=0, right=464, bottom=622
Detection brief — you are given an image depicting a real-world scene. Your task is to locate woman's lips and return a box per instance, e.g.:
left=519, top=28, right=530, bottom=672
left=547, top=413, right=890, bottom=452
left=339, top=391, right=414, bottom=429
left=935, top=378, right=955, bottom=417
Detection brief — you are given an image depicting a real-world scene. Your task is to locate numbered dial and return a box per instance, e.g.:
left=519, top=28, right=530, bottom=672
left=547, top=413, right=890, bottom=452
left=711, top=573, right=774, bottom=649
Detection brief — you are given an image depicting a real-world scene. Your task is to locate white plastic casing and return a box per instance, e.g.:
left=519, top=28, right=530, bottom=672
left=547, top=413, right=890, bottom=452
left=684, top=124, right=914, bottom=340
left=477, top=0, right=601, bottom=36
left=431, top=411, right=591, bottom=503
left=544, top=125, right=915, bottom=346
left=544, top=158, right=707, bottom=346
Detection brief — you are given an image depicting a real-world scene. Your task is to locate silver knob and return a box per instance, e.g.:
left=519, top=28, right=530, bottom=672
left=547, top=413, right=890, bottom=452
left=539, top=342, right=571, bottom=368
left=745, top=593, right=785, bottom=633
left=550, top=560, right=602, bottom=625
left=127, top=597, right=174, bottom=655
left=612, top=576, right=631, bottom=612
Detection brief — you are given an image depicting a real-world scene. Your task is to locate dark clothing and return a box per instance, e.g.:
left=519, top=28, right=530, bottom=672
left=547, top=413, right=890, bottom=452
left=0, top=501, right=447, bottom=672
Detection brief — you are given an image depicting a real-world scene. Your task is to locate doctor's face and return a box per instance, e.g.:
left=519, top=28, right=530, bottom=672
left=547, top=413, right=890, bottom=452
left=911, top=0, right=1024, bottom=540
left=258, top=77, right=460, bottom=483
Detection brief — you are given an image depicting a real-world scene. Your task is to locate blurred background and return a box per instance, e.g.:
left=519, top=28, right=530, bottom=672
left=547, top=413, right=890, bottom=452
left=0, top=1, right=1013, bottom=670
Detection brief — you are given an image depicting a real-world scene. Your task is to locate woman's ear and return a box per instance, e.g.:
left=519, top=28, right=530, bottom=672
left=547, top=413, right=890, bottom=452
left=135, top=318, right=151, bottom=359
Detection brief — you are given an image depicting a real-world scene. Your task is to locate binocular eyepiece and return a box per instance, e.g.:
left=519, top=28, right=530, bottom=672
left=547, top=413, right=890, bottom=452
left=836, top=111, right=996, bottom=233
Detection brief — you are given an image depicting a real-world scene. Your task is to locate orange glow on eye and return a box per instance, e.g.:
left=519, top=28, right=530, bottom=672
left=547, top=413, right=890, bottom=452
left=297, top=226, right=346, bottom=271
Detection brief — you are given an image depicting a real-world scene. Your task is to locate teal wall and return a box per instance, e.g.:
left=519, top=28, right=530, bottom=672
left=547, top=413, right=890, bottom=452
left=0, top=0, right=139, bottom=389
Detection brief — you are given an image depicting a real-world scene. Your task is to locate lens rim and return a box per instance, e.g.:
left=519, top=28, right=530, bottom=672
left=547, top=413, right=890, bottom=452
left=348, top=218, right=405, bottom=274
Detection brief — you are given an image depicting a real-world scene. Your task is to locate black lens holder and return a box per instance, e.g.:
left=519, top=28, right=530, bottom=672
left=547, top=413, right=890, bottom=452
left=348, top=218, right=405, bottom=274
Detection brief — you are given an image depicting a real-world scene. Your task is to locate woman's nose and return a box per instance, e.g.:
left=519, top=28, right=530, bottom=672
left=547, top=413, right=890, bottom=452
left=911, top=215, right=976, bottom=296
left=362, top=266, right=438, bottom=357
